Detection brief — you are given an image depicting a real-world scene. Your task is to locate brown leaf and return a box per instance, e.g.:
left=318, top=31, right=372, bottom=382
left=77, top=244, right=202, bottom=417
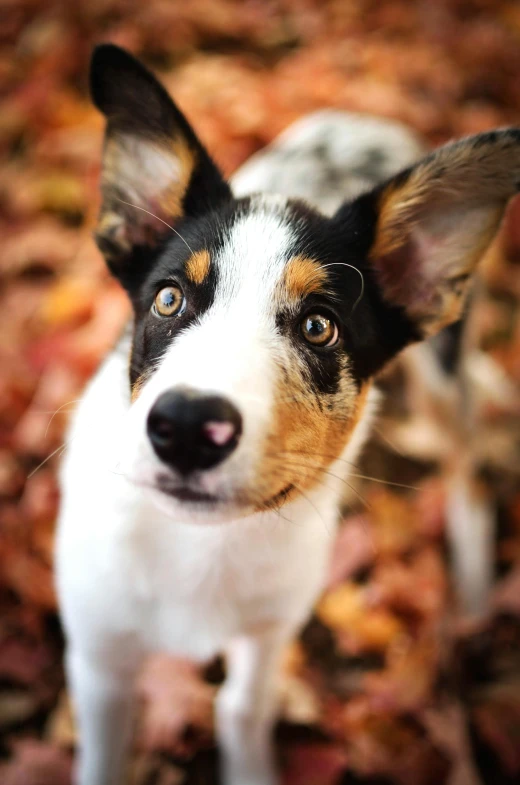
left=137, top=655, right=215, bottom=754
left=471, top=684, right=520, bottom=777
left=281, top=742, right=348, bottom=785
left=45, top=691, right=76, bottom=748
left=327, top=515, right=375, bottom=588
left=422, top=702, right=481, bottom=785
left=0, top=739, right=72, bottom=785
left=317, top=583, right=404, bottom=654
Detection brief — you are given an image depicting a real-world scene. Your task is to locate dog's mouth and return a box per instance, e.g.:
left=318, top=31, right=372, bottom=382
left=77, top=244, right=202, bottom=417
left=156, top=476, right=219, bottom=504
left=155, top=475, right=294, bottom=510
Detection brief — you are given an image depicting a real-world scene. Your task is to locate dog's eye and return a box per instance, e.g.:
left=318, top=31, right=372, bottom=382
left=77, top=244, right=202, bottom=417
left=153, top=285, right=186, bottom=317
left=300, top=313, right=339, bottom=348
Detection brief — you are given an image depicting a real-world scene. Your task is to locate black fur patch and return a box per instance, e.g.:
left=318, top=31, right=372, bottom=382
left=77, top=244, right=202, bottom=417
left=273, top=198, right=419, bottom=396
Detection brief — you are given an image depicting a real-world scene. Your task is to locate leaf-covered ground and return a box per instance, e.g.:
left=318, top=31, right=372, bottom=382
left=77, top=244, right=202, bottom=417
left=1, top=2, right=520, bottom=784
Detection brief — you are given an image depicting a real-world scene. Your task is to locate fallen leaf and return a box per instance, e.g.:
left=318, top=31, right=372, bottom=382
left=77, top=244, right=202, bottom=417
left=281, top=742, right=348, bottom=785
left=0, top=739, right=72, bottom=785
left=137, top=655, right=215, bottom=754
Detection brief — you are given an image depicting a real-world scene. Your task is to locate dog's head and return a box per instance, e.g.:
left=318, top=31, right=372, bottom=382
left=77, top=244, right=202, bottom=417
left=91, top=44, right=519, bottom=521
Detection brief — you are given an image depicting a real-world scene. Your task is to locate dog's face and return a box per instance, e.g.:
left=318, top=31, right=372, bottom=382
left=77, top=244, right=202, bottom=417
left=91, top=45, right=519, bottom=521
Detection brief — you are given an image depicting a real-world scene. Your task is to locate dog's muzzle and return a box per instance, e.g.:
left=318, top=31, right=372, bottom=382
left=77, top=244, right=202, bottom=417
left=147, top=389, right=242, bottom=475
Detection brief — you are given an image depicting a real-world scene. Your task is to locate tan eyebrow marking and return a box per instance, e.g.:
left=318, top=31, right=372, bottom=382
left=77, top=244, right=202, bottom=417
left=283, top=255, right=328, bottom=300
left=185, top=249, right=211, bottom=285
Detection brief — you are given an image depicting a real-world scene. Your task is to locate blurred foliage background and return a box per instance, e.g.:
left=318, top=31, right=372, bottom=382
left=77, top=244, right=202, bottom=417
left=1, top=1, right=520, bottom=784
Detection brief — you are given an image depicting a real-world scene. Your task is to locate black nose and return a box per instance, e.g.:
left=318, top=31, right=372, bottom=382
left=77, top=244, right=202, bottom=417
left=147, top=390, right=242, bottom=475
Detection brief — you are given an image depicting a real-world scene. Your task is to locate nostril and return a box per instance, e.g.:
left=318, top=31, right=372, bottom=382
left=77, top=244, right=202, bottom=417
left=153, top=419, right=173, bottom=438
left=202, top=420, right=236, bottom=447
left=148, top=413, right=175, bottom=443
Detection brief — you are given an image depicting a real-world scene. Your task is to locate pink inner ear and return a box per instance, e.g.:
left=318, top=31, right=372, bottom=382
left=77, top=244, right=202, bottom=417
left=375, top=229, right=441, bottom=315
left=202, top=421, right=235, bottom=446
left=375, top=202, right=500, bottom=327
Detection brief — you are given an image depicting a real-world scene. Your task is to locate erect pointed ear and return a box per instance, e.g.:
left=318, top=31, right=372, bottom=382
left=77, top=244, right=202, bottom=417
left=90, top=44, right=231, bottom=269
left=357, top=129, right=520, bottom=338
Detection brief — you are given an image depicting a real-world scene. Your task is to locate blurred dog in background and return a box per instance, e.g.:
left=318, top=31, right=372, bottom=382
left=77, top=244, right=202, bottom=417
left=56, top=44, right=520, bottom=785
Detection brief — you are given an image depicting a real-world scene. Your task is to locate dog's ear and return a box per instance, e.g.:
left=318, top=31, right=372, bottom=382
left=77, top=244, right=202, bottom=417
left=344, top=130, right=520, bottom=339
left=90, top=44, right=231, bottom=269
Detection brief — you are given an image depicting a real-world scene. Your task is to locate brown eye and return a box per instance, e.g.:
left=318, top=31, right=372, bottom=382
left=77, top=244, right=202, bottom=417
left=153, top=285, right=186, bottom=317
left=300, top=313, right=339, bottom=347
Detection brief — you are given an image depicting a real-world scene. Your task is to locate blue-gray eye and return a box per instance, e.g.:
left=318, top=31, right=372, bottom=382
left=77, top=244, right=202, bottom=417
left=153, top=285, right=185, bottom=317
left=301, top=313, right=338, bottom=347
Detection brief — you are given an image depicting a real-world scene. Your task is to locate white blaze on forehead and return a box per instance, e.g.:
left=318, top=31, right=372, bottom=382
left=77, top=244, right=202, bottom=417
left=214, top=195, right=295, bottom=308
left=142, top=197, right=297, bottom=400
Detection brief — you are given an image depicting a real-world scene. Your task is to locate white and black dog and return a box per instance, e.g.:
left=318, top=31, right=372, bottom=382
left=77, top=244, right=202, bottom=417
left=56, top=44, right=520, bottom=785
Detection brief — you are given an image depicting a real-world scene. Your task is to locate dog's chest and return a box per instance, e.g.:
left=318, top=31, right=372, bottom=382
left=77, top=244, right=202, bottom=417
left=110, top=500, right=334, bottom=660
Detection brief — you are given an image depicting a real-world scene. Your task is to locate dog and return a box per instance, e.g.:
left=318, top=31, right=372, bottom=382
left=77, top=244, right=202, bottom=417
left=56, top=44, right=520, bottom=785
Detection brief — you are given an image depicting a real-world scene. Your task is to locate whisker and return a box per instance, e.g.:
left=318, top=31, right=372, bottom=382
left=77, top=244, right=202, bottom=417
left=283, top=458, right=415, bottom=491
left=274, top=448, right=361, bottom=470
left=28, top=403, right=136, bottom=480
left=26, top=438, right=74, bottom=478
left=346, top=473, right=417, bottom=491
left=44, top=399, right=82, bottom=438
left=275, top=450, right=416, bottom=491
left=272, top=506, right=293, bottom=524
left=321, top=261, right=365, bottom=316
left=305, top=471, right=378, bottom=552
left=33, top=407, right=80, bottom=414
left=372, top=423, right=407, bottom=457
left=115, top=198, right=195, bottom=255
left=315, top=470, right=370, bottom=510
left=290, top=480, right=332, bottom=536
left=264, top=453, right=371, bottom=511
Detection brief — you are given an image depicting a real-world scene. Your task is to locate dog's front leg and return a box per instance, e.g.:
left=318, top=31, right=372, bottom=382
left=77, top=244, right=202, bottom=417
left=216, top=626, right=292, bottom=785
left=67, top=648, right=142, bottom=785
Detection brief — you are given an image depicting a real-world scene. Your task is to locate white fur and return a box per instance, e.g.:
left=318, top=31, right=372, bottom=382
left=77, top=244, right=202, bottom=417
left=57, top=188, right=377, bottom=785
left=57, top=342, right=376, bottom=785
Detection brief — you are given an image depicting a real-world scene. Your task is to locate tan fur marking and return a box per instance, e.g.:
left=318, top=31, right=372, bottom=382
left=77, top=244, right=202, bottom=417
left=252, top=348, right=372, bottom=510
left=130, top=373, right=148, bottom=403
left=185, top=249, right=211, bottom=285
left=157, top=137, right=195, bottom=219
left=283, top=256, right=329, bottom=301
